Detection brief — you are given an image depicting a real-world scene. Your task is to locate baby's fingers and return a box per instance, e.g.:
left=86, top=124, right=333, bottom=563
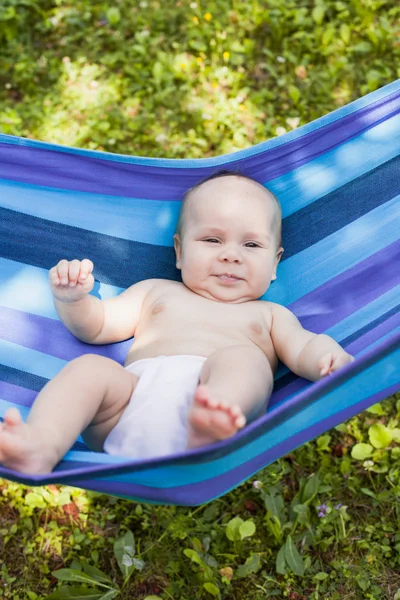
left=319, top=353, right=334, bottom=377
left=67, top=259, right=82, bottom=287
left=51, top=259, right=69, bottom=286
left=77, top=259, right=94, bottom=283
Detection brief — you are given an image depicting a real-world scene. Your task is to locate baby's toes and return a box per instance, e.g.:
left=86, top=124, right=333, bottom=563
left=228, top=406, right=246, bottom=428
left=4, top=408, right=22, bottom=427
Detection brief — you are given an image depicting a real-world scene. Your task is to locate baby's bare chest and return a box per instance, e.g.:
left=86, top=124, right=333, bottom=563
left=136, top=288, right=272, bottom=350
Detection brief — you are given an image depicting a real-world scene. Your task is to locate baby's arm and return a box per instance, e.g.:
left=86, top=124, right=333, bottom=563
left=50, top=259, right=160, bottom=344
left=269, top=303, right=354, bottom=381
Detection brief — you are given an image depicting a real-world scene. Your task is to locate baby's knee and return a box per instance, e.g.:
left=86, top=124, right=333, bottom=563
left=67, top=353, right=113, bottom=374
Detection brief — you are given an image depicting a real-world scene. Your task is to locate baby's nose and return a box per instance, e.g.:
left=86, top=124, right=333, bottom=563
left=219, top=246, right=242, bottom=262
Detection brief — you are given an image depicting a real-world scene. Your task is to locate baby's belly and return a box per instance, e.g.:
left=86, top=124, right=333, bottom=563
left=124, top=333, right=276, bottom=370
left=125, top=339, right=229, bottom=365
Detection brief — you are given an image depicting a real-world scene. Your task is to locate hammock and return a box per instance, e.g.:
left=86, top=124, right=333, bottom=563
left=0, top=80, right=399, bottom=506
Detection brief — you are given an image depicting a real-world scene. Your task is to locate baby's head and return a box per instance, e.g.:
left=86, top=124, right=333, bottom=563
left=174, top=171, right=284, bottom=303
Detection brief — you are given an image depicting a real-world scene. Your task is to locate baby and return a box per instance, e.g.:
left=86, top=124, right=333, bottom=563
left=0, top=172, right=354, bottom=473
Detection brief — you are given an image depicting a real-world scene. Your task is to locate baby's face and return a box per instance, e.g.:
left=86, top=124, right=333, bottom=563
left=174, top=176, right=283, bottom=303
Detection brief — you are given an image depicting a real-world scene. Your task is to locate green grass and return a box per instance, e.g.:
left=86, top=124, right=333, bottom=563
left=1, top=1, right=400, bottom=598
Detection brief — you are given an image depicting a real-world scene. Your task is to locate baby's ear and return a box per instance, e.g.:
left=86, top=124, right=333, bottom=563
left=174, top=234, right=182, bottom=269
left=271, top=247, right=284, bottom=281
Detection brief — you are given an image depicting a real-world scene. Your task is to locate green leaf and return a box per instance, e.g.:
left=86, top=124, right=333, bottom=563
left=391, top=428, right=400, bottom=443
left=351, top=443, right=373, bottom=460
left=366, top=403, right=386, bottom=415
left=106, top=8, right=120, bottom=26
left=239, top=519, right=256, bottom=540
left=45, top=587, right=118, bottom=599
left=303, top=473, right=319, bottom=502
left=143, top=597, right=163, bottom=600
left=312, top=6, right=325, bottom=25
left=25, top=492, right=46, bottom=509
left=360, top=488, right=376, bottom=499
left=317, top=434, right=331, bottom=451
left=284, top=536, right=304, bottom=576
left=183, top=549, right=203, bottom=566
left=113, top=531, right=135, bottom=579
left=357, top=575, right=370, bottom=591
left=203, top=582, right=220, bottom=597
left=81, top=565, right=113, bottom=585
left=52, top=570, right=110, bottom=589
left=314, top=572, right=329, bottom=581
left=369, top=423, right=392, bottom=448
left=321, top=26, right=335, bottom=46
left=288, top=85, right=300, bottom=104
left=292, top=503, right=309, bottom=525
left=225, top=517, right=243, bottom=542
left=263, top=492, right=284, bottom=523
left=236, top=553, right=262, bottom=578
left=340, top=23, right=351, bottom=44
left=276, top=544, right=287, bottom=575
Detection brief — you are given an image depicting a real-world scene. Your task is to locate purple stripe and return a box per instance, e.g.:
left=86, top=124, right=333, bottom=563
left=0, top=380, right=37, bottom=407
left=0, top=306, right=131, bottom=364
left=289, top=239, right=400, bottom=332
left=60, top=382, right=400, bottom=504
left=1, top=91, right=399, bottom=200
left=271, top=311, right=400, bottom=406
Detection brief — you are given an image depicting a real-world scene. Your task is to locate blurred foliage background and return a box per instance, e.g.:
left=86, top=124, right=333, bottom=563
left=1, top=0, right=400, bottom=157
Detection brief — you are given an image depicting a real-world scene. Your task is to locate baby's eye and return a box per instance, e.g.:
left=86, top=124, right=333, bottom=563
left=245, top=242, right=261, bottom=248
left=204, top=238, right=220, bottom=243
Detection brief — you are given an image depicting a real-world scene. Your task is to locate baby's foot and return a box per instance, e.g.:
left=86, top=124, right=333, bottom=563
left=187, top=384, right=246, bottom=449
left=0, top=408, right=57, bottom=474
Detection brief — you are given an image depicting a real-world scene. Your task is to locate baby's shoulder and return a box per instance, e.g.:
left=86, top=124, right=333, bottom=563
left=143, top=278, right=184, bottom=298
left=260, top=301, right=295, bottom=320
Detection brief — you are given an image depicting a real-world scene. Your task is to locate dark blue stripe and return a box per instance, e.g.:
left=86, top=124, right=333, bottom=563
left=283, top=154, right=400, bottom=258
left=0, top=206, right=181, bottom=288
left=0, top=363, right=47, bottom=392
left=1, top=87, right=399, bottom=198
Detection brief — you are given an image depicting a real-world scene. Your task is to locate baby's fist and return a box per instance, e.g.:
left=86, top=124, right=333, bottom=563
left=318, top=351, right=354, bottom=377
left=49, top=259, right=95, bottom=302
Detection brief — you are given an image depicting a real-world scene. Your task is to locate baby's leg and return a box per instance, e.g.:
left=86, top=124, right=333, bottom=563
left=0, top=354, right=138, bottom=474
left=187, top=345, right=273, bottom=449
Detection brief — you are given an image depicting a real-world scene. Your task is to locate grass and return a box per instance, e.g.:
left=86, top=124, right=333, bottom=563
left=0, top=0, right=400, bottom=598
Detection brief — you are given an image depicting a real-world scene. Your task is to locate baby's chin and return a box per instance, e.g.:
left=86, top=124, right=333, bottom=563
left=183, top=280, right=264, bottom=304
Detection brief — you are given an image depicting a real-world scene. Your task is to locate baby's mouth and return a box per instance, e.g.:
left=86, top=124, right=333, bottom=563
left=216, top=274, right=242, bottom=282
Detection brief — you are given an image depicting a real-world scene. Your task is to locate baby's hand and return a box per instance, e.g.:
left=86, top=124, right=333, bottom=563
left=318, top=351, right=355, bottom=377
left=49, top=259, right=95, bottom=303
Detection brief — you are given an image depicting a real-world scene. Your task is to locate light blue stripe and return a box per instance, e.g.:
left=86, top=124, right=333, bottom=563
left=264, top=194, right=400, bottom=305
left=0, top=179, right=181, bottom=247
left=0, top=339, right=67, bottom=378
left=327, top=286, right=400, bottom=342
left=0, top=258, right=124, bottom=319
left=270, top=113, right=400, bottom=218
left=2, top=113, right=400, bottom=245
left=1, top=79, right=399, bottom=167
left=65, top=343, right=400, bottom=485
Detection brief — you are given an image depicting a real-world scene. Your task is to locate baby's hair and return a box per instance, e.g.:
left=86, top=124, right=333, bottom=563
left=175, top=168, right=282, bottom=248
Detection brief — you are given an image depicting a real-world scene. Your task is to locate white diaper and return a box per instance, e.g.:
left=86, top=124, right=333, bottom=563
left=103, top=355, right=206, bottom=460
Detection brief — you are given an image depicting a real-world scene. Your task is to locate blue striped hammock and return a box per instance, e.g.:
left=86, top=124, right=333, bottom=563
left=1, top=80, right=399, bottom=505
